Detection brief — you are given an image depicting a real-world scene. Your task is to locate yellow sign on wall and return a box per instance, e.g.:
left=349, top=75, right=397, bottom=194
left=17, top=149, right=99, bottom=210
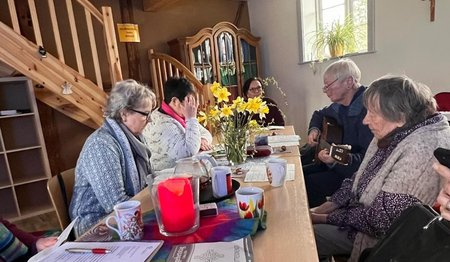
left=117, top=23, right=140, bottom=43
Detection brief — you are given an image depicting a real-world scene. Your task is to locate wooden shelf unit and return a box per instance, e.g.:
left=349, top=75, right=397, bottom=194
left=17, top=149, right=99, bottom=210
left=0, top=77, right=52, bottom=221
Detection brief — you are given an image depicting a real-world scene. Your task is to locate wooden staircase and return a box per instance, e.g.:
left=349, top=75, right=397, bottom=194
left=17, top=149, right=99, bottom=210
left=0, top=0, right=122, bottom=129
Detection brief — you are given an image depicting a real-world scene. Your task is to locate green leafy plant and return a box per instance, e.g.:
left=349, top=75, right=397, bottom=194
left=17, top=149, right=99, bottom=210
left=311, top=16, right=358, bottom=60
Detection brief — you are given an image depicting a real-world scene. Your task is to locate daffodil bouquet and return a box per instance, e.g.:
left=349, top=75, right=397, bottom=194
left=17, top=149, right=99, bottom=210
left=199, top=82, right=269, bottom=164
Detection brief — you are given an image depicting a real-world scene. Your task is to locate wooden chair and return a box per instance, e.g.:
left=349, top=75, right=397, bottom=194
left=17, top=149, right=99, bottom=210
left=47, top=168, right=75, bottom=231
left=148, top=49, right=213, bottom=111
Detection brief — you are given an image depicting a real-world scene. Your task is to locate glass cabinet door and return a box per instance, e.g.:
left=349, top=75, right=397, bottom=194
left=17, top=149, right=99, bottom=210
left=190, top=38, right=214, bottom=84
left=216, top=32, right=238, bottom=88
left=240, top=39, right=259, bottom=83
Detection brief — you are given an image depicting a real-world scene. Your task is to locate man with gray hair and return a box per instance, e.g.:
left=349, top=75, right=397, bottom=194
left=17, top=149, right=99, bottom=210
left=303, top=58, right=373, bottom=207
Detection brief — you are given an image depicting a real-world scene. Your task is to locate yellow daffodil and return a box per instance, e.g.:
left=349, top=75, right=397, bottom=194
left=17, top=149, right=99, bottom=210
left=210, top=81, right=221, bottom=94
left=232, top=96, right=247, bottom=112
left=198, top=111, right=207, bottom=125
left=245, top=97, right=263, bottom=114
left=258, top=104, right=269, bottom=119
left=209, top=106, right=220, bottom=119
left=248, top=120, right=259, bottom=129
left=215, top=88, right=231, bottom=103
left=220, top=104, right=234, bottom=118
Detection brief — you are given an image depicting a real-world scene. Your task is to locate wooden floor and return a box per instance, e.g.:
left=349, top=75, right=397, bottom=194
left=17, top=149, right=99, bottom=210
left=14, top=211, right=61, bottom=233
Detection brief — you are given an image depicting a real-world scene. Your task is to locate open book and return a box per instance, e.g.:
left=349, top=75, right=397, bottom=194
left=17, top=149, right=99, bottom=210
left=167, top=236, right=254, bottom=262
left=29, top=218, right=163, bottom=262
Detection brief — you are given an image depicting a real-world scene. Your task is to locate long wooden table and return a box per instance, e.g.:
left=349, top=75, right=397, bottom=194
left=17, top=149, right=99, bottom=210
left=80, top=126, right=318, bottom=261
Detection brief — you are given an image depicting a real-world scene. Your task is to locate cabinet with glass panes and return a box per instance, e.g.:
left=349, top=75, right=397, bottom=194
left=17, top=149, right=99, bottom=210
left=168, top=22, right=260, bottom=99
left=0, top=77, right=52, bottom=221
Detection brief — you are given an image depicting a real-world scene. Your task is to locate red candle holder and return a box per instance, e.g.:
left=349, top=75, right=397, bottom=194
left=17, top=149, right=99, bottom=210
left=150, top=175, right=200, bottom=236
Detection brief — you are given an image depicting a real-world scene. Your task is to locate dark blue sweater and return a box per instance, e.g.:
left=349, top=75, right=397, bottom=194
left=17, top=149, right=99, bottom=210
left=308, top=86, right=373, bottom=178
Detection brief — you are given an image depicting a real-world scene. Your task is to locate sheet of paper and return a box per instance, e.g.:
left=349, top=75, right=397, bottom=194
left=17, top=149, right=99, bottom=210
left=35, top=241, right=162, bottom=262
left=29, top=217, right=78, bottom=262
left=267, top=125, right=285, bottom=130
left=167, top=236, right=253, bottom=262
left=244, top=163, right=295, bottom=182
left=268, top=135, right=301, bottom=147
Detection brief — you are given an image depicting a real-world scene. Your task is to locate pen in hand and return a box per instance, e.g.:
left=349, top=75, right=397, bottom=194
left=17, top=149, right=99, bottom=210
left=65, top=248, right=111, bottom=254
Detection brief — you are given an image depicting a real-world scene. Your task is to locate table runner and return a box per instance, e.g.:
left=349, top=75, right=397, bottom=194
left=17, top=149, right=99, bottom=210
left=79, top=199, right=262, bottom=261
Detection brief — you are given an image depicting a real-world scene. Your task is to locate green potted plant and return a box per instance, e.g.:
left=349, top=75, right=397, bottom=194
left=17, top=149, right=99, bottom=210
left=311, top=16, right=358, bottom=60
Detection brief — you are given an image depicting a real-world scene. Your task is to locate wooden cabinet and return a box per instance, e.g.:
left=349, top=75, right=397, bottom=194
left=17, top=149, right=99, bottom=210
left=168, top=22, right=261, bottom=98
left=0, top=77, right=53, bottom=221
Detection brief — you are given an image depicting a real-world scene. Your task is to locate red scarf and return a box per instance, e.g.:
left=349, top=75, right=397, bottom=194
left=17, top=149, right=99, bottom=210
left=161, top=101, right=186, bottom=128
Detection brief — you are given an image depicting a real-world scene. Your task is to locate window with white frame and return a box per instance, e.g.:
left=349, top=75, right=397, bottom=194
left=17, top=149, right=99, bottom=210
left=298, top=0, right=374, bottom=62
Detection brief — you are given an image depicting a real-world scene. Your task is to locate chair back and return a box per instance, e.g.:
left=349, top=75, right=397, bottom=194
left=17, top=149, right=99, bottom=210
left=47, top=168, right=75, bottom=230
left=434, top=92, right=450, bottom=111
left=148, top=49, right=212, bottom=110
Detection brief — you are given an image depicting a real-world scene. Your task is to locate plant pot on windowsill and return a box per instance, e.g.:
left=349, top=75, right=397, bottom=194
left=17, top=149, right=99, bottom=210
left=329, top=44, right=344, bottom=58
left=311, top=16, right=357, bottom=60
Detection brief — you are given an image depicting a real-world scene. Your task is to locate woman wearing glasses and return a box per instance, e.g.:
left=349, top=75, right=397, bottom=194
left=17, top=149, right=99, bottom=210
left=303, top=58, right=373, bottom=208
left=70, top=79, right=156, bottom=236
left=243, top=77, right=285, bottom=126
left=144, top=77, right=212, bottom=171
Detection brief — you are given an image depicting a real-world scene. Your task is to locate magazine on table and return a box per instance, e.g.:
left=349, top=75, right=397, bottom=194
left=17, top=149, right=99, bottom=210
left=167, top=235, right=254, bottom=262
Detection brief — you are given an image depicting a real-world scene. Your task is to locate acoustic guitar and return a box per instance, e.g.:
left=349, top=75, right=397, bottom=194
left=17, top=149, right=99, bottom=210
left=315, top=116, right=351, bottom=165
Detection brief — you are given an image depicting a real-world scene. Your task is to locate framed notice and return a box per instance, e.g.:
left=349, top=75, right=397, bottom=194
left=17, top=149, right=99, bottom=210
left=117, top=23, right=140, bottom=42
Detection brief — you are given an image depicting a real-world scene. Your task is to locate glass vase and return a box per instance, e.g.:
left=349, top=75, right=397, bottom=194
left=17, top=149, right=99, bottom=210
left=223, top=128, right=248, bottom=165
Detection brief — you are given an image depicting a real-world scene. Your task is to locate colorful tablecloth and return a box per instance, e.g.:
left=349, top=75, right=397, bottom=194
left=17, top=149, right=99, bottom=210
left=79, top=198, right=263, bottom=261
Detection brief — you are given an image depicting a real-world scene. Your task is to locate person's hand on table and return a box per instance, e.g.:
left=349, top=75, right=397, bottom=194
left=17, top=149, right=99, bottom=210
left=200, top=138, right=213, bottom=151
left=307, top=130, right=319, bottom=146
left=36, top=236, right=58, bottom=252
left=318, top=149, right=335, bottom=165
left=434, top=162, right=450, bottom=220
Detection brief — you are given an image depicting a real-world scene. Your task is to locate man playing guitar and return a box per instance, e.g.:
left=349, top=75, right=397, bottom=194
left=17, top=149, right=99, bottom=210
left=302, top=59, right=373, bottom=207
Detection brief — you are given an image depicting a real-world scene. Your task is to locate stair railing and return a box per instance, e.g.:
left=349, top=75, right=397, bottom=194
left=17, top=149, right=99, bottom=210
left=5, top=0, right=122, bottom=89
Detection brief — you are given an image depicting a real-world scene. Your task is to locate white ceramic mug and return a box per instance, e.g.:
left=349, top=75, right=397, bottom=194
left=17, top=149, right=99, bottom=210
left=266, top=158, right=288, bottom=187
left=235, top=186, right=264, bottom=219
left=211, top=166, right=232, bottom=198
left=105, top=200, right=144, bottom=240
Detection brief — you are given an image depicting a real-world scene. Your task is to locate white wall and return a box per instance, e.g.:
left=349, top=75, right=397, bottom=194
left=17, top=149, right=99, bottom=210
left=248, top=0, right=450, bottom=139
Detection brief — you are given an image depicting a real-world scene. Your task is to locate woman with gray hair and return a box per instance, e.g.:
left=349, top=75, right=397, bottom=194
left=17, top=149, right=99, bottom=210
left=70, top=79, right=156, bottom=236
left=310, top=75, right=450, bottom=261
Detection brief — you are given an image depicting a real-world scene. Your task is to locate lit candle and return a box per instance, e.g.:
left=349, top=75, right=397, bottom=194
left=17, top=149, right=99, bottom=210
left=157, top=177, right=195, bottom=233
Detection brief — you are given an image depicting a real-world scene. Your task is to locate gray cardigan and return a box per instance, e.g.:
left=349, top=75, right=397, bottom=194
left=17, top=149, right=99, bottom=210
left=349, top=117, right=450, bottom=261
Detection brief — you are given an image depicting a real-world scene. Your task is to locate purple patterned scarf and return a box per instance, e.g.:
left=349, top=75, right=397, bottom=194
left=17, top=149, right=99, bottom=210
left=354, top=114, right=443, bottom=200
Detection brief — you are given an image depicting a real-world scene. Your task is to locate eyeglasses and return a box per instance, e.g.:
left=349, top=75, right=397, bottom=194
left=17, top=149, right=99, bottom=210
left=129, top=108, right=152, bottom=121
left=248, top=86, right=262, bottom=92
left=322, top=78, right=339, bottom=92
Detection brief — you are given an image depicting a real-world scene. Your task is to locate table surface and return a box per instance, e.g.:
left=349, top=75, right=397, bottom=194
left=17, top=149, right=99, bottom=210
left=79, top=126, right=318, bottom=261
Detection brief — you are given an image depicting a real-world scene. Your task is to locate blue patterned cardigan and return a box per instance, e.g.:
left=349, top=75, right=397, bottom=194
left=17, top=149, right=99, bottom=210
left=69, top=119, right=147, bottom=236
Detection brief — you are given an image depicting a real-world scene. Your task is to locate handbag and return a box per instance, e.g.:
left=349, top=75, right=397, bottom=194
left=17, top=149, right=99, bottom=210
left=360, top=204, right=450, bottom=262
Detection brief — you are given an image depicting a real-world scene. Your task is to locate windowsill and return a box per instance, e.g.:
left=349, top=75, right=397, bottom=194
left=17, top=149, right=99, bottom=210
left=298, top=50, right=377, bottom=65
